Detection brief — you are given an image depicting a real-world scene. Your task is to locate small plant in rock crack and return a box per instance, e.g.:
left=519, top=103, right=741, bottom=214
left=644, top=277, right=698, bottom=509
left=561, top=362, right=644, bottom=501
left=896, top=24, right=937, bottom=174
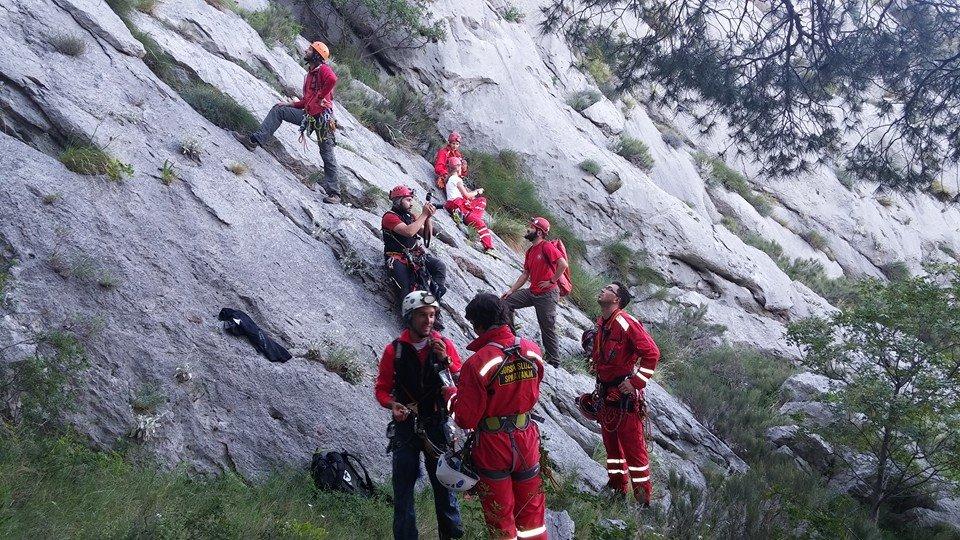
left=179, top=137, right=203, bottom=163
left=338, top=249, right=368, bottom=278
left=226, top=161, right=249, bottom=176
left=97, top=271, right=119, bottom=289
left=129, top=412, right=169, bottom=441
left=60, top=138, right=134, bottom=182
left=159, top=159, right=179, bottom=185
left=131, top=382, right=166, bottom=414
left=322, top=346, right=365, bottom=384
left=174, top=362, right=194, bottom=382
left=579, top=159, right=601, bottom=175
left=502, top=6, right=524, bottom=22
left=42, top=193, right=62, bottom=205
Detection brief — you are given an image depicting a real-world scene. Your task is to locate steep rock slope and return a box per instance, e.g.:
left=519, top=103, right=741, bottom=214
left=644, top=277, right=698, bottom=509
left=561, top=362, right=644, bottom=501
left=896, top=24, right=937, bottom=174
left=0, top=0, right=745, bottom=491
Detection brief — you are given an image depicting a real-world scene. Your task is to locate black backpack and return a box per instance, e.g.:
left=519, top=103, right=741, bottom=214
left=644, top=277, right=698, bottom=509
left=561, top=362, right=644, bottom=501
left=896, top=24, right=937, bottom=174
left=310, top=451, right=375, bottom=498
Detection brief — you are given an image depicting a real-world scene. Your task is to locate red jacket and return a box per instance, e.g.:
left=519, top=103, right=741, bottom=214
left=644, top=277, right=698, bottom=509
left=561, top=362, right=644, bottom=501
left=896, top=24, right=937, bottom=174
left=292, top=63, right=337, bottom=117
left=448, top=325, right=543, bottom=429
left=434, top=146, right=468, bottom=178
left=375, top=329, right=462, bottom=409
left=591, top=309, right=660, bottom=394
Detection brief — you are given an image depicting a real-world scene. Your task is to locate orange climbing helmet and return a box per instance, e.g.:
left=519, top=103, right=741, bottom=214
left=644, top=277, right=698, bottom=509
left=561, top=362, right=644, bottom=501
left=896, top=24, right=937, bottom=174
left=309, top=41, right=330, bottom=61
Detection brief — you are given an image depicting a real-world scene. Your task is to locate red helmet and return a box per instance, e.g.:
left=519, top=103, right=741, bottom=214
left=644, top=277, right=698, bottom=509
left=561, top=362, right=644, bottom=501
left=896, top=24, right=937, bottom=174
left=448, top=131, right=461, bottom=144
left=389, top=185, right=414, bottom=200
left=576, top=393, right=600, bottom=422
left=446, top=157, right=462, bottom=171
left=581, top=328, right=596, bottom=355
left=531, top=217, right=551, bottom=234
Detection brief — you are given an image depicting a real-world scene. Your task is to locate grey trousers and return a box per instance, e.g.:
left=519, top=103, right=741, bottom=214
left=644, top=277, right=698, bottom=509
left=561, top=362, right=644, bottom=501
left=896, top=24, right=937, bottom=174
left=252, top=105, right=340, bottom=195
left=505, top=288, right=560, bottom=364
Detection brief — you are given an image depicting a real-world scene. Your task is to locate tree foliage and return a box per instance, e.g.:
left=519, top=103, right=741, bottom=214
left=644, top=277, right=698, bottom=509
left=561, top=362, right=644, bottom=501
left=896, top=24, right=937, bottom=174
left=787, top=266, right=960, bottom=520
left=326, top=0, right=445, bottom=57
left=542, top=0, right=960, bottom=190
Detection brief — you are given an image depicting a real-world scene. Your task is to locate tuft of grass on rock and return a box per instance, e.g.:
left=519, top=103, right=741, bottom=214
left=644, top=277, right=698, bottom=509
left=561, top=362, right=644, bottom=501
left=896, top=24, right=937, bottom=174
left=159, top=160, right=179, bottom=185
left=239, top=4, right=302, bottom=47
left=226, top=162, right=249, bottom=176
left=59, top=142, right=133, bottom=182
left=42, top=193, right=62, bottom=205
left=610, top=135, right=654, bottom=171
left=569, top=261, right=606, bottom=320
left=579, top=159, right=601, bottom=175
left=566, top=90, right=601, bottom=112
left=321, top=346, right=365, bottom=384
left=179, top=137, right=203, bottom=162
left=502, top=6, right=524, bottom=22
left=136, top=0, right=157, bottom=14
left=180, top=83, right=259, bottom=133
left=49, top=34, right=87, bottom=56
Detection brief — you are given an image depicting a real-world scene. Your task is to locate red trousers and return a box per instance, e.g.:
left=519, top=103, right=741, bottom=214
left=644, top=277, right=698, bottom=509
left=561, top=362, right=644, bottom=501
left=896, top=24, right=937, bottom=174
left=446, top=197, right=494, bottom=250
left=600, top=404, right=652, bottom=503
left=472, top=425, right=546, bottom=539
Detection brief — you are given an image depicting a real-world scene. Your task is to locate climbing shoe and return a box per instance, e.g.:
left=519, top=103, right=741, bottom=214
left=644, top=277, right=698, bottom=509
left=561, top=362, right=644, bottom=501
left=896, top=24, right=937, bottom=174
left=233, top=131, right=259, bottom=152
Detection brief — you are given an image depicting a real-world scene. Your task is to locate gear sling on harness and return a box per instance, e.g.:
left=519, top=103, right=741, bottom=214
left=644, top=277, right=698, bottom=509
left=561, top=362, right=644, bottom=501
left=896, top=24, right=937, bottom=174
left=386, top=339, right=452, bottom=459
left=464, top=337, right=542, bottom=482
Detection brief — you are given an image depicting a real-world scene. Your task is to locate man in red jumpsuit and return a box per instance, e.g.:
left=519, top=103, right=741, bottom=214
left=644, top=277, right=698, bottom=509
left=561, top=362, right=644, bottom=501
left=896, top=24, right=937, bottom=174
left=446, top=293, right=547, bottom=539
left=434, top=132, right=468, bottom=188
left=590, top=281, right=660, bottom=504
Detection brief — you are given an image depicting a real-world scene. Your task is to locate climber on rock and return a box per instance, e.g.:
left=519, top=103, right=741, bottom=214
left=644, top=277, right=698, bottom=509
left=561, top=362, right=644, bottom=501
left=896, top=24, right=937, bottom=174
left=501, top=217, right=568, bottom=367
left=443, top=157, right=495, bottom=253
left=434, top=132, right=468, bottom=189
left=383, top=185, right=448, bottom=322
left=580, top=282, right=660, bottom=505
left=445, top=293, right=547, bottom=540
left=376, top=291, right=464, bottom=540
left=234, top=41, right=341, bottom=204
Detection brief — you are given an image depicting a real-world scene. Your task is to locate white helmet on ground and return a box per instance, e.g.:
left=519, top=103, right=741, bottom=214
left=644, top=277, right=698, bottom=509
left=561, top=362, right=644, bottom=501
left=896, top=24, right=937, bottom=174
left=436, top=450, right=478, bottom=492
left=401, top=290, right=440, bottom=319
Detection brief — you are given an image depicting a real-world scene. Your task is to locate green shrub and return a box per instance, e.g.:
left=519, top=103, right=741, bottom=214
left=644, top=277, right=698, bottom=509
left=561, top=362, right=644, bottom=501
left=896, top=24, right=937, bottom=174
left=602, top=240, right=666, bottom=287
left=741, top=231, right=784, bottom=259
left=610, top=135, right=654, bottom=170
left=49, top=34, right=86, bottom=56
left=465, top=150, right=585, bottom=257
left=502, top=6, right=524, bottom=22
left=60, top=143, right=134, bottom=182
left=128, top=28, right=184, bottom=88
left=2, top=330, right=88, bottom=428
left=240, top=4, right=302, bottom=46
left=106, top=0, right=137, bottom=19
left=331, top=46, right=379, bottom=89
left=322, top=347, right=365, bottom=384
left=180, top=83, right=259, bottom=132
left=702, top=156, right=774, bottom=215
left=578, top=159, right=601, bottom=175
left=569, top=261, right=605, bottom=319
left=566, top=90, right=601, bottom=112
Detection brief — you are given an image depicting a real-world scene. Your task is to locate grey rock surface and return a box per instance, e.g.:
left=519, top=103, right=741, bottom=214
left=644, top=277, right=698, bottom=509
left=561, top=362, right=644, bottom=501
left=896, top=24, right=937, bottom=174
left=0, top=0, right=743, bottom=494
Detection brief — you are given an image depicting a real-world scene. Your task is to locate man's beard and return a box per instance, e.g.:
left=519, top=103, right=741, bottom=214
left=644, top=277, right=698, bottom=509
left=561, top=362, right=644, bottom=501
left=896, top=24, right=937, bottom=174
left=524, top=231, right=538, bottom=242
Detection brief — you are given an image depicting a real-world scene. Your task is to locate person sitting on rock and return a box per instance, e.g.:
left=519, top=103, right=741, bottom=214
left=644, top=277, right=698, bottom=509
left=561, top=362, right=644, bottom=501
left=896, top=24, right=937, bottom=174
left=434, top=132, right=468, bottom=189
left=234, top=41, right=341, bottom=204
left=375, top=291, right=464, bottom=540
left=443, top=157, right=494, bottom=253
left=382, top=185, right=448, bottom=316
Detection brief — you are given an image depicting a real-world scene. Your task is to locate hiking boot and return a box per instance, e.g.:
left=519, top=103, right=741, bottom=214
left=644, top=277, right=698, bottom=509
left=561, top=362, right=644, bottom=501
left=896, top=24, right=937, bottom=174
left=233, top=131, right=258, bottom=151
left=322, top=194, right=341, bottom=204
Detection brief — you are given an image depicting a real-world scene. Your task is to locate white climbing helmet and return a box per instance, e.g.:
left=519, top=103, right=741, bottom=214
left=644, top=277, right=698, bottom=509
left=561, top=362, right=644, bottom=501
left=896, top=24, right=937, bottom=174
left=401, top=290, right=440, bottom=319
left=435, top=450, right=478, bottom=492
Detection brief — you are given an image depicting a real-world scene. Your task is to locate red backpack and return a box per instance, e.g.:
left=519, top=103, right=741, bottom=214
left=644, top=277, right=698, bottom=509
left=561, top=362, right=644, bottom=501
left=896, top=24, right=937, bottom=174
left=550, top=239, right=573, bottom=297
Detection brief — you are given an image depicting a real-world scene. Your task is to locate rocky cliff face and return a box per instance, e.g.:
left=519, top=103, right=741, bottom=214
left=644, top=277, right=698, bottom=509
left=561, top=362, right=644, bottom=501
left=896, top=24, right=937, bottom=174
left=0, top=0, right=956, bottom=509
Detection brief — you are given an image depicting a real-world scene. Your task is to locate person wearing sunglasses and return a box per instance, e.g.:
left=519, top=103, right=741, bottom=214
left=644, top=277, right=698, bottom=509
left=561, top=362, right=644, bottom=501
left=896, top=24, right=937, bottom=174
left=375, top=291, right=464, bottom=540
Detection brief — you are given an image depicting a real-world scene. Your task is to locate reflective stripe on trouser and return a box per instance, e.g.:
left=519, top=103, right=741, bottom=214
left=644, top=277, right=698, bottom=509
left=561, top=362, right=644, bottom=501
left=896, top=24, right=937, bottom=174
left=473, top=426, right=545, bottom=539
left=463, top=206, right=494, bottom=250
left=600, top=406, right=652, bottom=503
